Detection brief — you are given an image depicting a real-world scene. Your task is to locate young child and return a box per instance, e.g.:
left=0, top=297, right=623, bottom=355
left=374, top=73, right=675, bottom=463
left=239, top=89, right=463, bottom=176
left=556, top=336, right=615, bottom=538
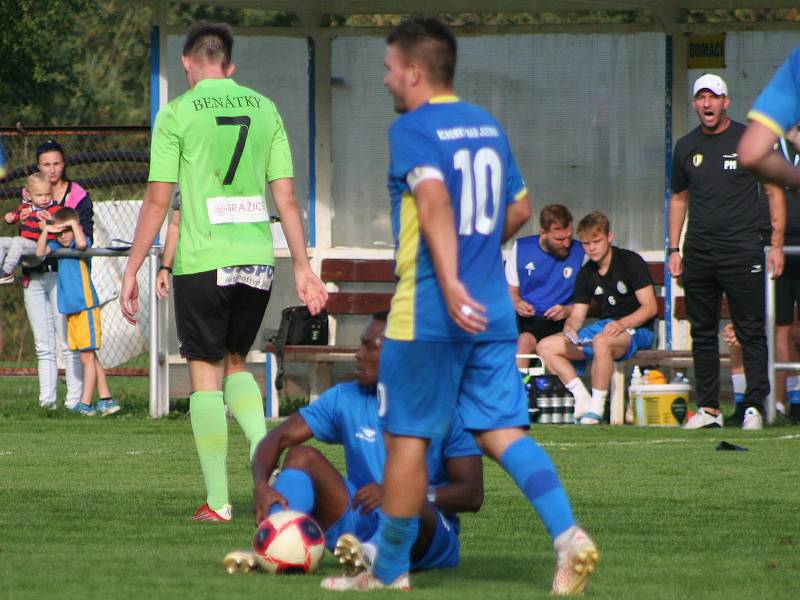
left=36, top=208, right=120, bottom=416
left=1, top=173, right=60, bottom=283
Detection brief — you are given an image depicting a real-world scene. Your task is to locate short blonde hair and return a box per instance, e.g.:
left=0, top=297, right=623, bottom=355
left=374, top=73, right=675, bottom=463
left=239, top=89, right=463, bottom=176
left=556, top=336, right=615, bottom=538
left=26, top=172, right=50, bottom=190
left=577, top=211, right=610, bottom=237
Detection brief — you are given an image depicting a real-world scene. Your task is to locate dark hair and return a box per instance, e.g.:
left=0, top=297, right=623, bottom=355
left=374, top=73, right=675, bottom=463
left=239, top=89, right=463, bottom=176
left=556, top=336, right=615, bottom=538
left=372, top=311, right=389, bottom=322
left=54, top=207, right=78, bottom=223
left=386, top=16, right=457, bottom=86
left=540, top=204, right=573, bottom=232
left=577, top=211, right=611, bottom=236
left=36, top=139, right=64, bottom=159
left=183, top=22, right=234, bottom=67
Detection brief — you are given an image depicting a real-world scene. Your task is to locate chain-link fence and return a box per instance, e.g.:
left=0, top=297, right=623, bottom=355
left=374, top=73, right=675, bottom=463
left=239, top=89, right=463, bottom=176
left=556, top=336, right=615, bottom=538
left=0, top=125, right=152, bottom=375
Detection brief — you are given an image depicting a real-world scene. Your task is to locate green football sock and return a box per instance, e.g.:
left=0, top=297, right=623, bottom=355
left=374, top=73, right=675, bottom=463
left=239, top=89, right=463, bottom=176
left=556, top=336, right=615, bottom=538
left=189, top=391, right=229, bottom=511
left=223, top=371, right=267, bottom=461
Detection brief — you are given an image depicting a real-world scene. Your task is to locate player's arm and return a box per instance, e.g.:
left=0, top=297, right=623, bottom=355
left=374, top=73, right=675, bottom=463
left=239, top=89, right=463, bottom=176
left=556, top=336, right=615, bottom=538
left=414, top=178, right=487, bottom=334
left=616, top=285, right=658, bottom=331
left=120, top=181, right=174, bottom=324
left=764, top=182, right=786, bottom=278
left=252, top=412, right=315, bottom=524
left=739, top=122, right=800, bottom=189
left=429, top=455, right=483, bottom=514
left=668, top=189, right=688, bottom=277
left=502, top=192, right=532, bottom=243
left=269, top=177, right=328, bottom=316
left=156, top=209, right=180, bottom=300
left=563, top=302, right=590, bottom=340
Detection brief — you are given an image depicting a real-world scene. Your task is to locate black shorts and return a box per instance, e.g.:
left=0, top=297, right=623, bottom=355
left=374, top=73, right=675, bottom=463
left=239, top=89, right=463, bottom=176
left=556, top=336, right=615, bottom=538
left=776, top=256, right=800, bottom=325
left=517, top=315, right=566, bottom=341
left=173, top=269, right=272, bottom=361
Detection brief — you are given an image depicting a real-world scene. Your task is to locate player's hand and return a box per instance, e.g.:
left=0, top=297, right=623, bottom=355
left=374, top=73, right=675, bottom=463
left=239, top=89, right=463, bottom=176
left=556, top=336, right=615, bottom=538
left=295, top=266, right=328, bottom=316
left=253, top=481, right=288, bottom=525
left=351, top=483, right=381, bottom=515
left=721, top=323, right=741, bottom=348
left=120, top=272, right=140, bottom=325
left=443, top=280, right=487, bottom=334
left=3, top=211, right=15, bottom=224
left=786, top=124, right=800, bottom=153
left=515, top=299, right=535, bottom=317
left=668, top=252, right=682, bottom=278
left=563, top=325, right=579, bottom=344
left=156, top=269, right=171, bottom=299
left=602, top=320, right=626, bottom=337
left=19, top=206, right=32, bottom=220
left=768, top=247, right=784, bottom=279
left=544, top=304, right=568, bottom=321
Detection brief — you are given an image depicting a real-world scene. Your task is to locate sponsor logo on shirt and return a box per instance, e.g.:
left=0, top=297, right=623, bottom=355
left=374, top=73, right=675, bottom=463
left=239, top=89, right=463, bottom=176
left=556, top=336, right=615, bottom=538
left=355, top=427, right=377, bottom=443
left=563, top=266, right=573, bottom=279
left=692, top=153, right=703, bottom=167
left=723, top=153, right=738, bottom=170
left=217, top=264, right=274, bottom=291
left=207, top=195, right=268, bottom=224
left=750, top=264, right=763, bottom=274
left=617, top=281, right=628, bottom=294
left=594, top=286, right=604, bottom=295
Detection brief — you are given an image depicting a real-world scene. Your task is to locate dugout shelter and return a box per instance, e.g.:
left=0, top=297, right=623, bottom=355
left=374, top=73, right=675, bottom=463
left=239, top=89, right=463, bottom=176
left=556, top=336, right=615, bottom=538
left=149, top=2, right=799, bottom=404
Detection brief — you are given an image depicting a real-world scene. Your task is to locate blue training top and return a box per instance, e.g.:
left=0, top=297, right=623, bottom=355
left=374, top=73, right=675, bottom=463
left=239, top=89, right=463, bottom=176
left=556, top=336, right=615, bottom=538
left=48, top=239, right=99, bottom=315
left=386, top=95, right=527, bottom=343
left=513, top=235, right=584, bottom=314
left=749, top=45, right=800, bottom=136
left=299, top=381, right=481, bottom=491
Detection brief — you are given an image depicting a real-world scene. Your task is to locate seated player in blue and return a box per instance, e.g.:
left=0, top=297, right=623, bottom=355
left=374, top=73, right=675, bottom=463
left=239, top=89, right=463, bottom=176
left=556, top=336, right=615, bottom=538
left=505, top=204, right=585, bottom=368
left=739, top=45, right=800, bottom=187
left=537, top=212, right=658, bottom=424
left=236, top=311, right=483, bottom=575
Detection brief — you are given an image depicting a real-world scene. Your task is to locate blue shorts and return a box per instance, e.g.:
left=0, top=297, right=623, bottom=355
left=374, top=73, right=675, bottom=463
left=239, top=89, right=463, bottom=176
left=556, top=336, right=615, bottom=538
left=379, top=339, right=529, bottom=438
left=322, top=480, right=381, bottom=552
left=577, top=319, right=655, bottom=362
left=411, top=511, right=460, bottom=571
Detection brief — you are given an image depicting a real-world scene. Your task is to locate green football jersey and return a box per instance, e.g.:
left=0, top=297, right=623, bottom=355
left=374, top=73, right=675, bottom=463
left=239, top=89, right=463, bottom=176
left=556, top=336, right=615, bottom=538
left=149, top=78, right=294, bottom=275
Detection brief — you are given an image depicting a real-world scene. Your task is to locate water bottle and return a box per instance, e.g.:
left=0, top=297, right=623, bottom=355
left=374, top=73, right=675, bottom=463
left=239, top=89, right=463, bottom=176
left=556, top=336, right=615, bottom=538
left=627, top=365, right=642, bottom=424
left=670, top=371, right=685, bottom=384
left=551, top=393, right=564, bottom=424
left=539, top=392, right=553, bottom=424
left=563, top=391, right=575, bottom=424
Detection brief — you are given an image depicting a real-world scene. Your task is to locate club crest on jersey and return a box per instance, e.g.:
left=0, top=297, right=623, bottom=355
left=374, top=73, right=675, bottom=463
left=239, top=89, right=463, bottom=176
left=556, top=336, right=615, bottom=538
left=594, top=286, right=604, bottom=295
left=692, top=153, right=703, bottom=167
left=608, top=296, right=617, bottom=306
left=617, top=281, right=627, bottom=294
left=524, top=261, right=535, bottom=276
left=563, top=266, right=573, bottom=279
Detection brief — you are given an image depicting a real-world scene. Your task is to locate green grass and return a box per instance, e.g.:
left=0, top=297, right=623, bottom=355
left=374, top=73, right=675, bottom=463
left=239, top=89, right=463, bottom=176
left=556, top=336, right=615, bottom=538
left=1, top=390, right=799, bottom=599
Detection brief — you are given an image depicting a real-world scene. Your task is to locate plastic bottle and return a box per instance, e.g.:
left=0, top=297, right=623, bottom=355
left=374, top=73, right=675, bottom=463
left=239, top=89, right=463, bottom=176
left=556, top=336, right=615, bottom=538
left=670, top=371, right=684, bottom=384
left=626, top=365, right=643, bottom=424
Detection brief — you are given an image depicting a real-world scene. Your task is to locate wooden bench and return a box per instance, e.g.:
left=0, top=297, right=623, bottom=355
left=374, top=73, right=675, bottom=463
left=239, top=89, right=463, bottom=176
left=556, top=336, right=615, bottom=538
left=264, top=258, right=394, bottom=406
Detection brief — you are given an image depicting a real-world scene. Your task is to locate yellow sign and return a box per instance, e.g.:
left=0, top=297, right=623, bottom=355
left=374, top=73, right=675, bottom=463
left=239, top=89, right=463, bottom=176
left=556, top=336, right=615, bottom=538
left=688, top=35, right=725, bottom=69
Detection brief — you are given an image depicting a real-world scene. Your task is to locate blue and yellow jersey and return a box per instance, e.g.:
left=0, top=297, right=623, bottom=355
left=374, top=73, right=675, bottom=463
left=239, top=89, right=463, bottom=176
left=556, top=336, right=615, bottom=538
left=749, top=45, right=800, bottom=137
left=386, top=96, right=527, bottom=342
left=49, top=239, right=99, bottom=315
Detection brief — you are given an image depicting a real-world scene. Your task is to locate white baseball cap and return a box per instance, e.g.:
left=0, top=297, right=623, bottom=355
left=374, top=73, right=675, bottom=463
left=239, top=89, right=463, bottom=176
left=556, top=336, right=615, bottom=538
left=693, top=74, right=728, bottom=97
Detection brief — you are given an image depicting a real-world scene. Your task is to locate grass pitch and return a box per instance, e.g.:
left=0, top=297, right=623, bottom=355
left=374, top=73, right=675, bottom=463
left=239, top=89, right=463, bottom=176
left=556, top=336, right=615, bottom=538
left=1, top=385, right=799, bottom=600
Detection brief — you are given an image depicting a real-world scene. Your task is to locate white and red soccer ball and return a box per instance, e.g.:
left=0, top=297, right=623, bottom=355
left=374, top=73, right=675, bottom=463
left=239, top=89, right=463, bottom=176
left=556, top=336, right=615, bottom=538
left=252, top=510, right=325, bottom=574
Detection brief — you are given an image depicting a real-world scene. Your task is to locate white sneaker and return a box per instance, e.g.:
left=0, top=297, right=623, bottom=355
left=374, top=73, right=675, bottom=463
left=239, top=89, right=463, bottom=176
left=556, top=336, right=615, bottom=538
left=320, top=570, right=410, bottom=592
left=742, top=407, right=764, bottom=430
left=552, top=526, right=599, bottom=595
left=683, top=408, right=723, bottom=429
left=573, top=396, right=591, bottom=422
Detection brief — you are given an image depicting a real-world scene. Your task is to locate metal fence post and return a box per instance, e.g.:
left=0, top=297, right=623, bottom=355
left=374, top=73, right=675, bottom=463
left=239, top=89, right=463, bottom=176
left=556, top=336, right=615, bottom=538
left=148, top=249, right=160, bottom=417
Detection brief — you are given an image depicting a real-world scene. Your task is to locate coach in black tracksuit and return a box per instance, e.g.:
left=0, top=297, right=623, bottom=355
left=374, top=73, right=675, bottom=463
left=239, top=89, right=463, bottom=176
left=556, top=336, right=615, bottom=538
left=669, top=74, right=785, bottom=429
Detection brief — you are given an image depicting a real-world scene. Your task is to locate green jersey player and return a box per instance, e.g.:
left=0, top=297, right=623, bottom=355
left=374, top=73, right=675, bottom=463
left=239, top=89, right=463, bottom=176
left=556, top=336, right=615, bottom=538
left=121, top=22, right=327, bottom=521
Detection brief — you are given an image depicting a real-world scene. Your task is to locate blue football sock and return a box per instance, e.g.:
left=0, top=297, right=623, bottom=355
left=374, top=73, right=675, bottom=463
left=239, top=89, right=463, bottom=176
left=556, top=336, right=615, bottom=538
left=499, top=436, right=576, bottom=540
left=269, top=469, right=315, bottom=515
left=372, top=514, right=419, bottom=584
left=733, top=392, right=745, bottom=406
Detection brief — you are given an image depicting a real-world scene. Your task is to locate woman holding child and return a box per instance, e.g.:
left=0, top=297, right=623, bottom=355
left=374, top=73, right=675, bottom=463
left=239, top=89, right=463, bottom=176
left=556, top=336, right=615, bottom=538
left=22, top=140, right=93, bottom=410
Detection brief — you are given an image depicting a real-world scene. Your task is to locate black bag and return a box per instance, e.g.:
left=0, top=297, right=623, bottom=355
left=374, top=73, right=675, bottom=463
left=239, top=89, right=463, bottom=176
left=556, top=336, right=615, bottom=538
left=269, top=306, right=329, bottom=390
